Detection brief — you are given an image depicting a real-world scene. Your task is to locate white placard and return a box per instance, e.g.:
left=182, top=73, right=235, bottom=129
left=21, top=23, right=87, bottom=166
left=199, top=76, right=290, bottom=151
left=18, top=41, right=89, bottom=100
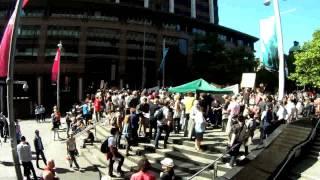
left=241, top=73, right=256, bottom=88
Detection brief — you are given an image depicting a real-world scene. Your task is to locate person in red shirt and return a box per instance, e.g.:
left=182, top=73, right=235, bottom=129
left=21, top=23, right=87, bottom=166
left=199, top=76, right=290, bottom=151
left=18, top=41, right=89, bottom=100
left=94, top=95, right=102, bottom=122
left=130, top=158, right=156, bottom=180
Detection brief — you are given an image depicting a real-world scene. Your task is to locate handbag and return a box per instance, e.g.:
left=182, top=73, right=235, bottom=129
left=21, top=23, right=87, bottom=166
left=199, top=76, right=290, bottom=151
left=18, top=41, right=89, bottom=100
left=74, top=149, right=79, bottom=156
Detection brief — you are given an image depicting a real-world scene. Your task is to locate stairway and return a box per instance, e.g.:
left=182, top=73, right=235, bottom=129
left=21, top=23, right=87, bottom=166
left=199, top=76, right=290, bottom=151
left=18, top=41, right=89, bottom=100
left=79, top=122, right=232, bottom=180
left=289, top=128, right=320, bottom=180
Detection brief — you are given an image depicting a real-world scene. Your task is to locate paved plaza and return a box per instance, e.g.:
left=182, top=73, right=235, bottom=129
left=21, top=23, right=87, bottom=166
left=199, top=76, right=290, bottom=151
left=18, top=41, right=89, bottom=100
left=0, top=119, right=100, bottom=180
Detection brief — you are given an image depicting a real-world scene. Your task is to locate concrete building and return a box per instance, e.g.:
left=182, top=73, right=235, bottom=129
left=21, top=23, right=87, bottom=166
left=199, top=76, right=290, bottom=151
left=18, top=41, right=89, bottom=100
left=0, top=0, right=258, bottom=114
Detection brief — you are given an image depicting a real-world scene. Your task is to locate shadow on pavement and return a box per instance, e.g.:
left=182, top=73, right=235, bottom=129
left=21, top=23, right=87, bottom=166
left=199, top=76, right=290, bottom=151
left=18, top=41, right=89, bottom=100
left=0, top=161, right=14, bottom=166
left=55, top=167, right=73, bottom=174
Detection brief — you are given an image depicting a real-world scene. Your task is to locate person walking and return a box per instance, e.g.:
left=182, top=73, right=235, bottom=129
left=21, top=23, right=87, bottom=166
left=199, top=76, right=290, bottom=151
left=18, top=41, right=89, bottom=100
left=149, top=98, right=160, bottom=139
left=137, top=97, right=150, bottom=137
left=182, top=92, right=195, bottom=137
left=122, top=109, right=133, bottom=156
left=194, top=105, right=206, bottom=151
left=154, top=101, right=171, bottom=149
left=66, top=133, right=80, bottom=170
left=35, top=105, right=40, bottom=123
left=51, top=108, right=61, bottom=141
left=40, top=105, right=46, bottom=122
left=34, top=130, right=47, bottom=168
left=107, top=128, right=124, bottom=177
left=130, top=157, right=156, bottom=180
left=173, top=94, right=182, bottom=134
left=227, top=116, right=248, bottom=167
left=17, top=136, right=37, bottom=180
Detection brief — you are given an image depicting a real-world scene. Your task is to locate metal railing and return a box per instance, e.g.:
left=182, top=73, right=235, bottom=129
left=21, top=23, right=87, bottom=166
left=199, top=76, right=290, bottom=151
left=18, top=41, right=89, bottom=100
left=273, top=117, right=320, bottom=179
left=63, top=117, right=106, bottom=142
left=187, top=143, right=241, bottom=180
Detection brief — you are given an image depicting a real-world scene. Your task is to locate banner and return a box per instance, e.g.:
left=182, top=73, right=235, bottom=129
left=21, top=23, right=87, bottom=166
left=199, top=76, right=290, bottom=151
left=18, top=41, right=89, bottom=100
left=260, top=16, right=279, bottom=71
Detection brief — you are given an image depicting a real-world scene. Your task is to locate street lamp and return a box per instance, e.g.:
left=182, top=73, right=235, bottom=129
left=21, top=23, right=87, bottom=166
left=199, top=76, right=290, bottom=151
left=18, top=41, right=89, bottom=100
left=264, top=0, right=285, bottom=100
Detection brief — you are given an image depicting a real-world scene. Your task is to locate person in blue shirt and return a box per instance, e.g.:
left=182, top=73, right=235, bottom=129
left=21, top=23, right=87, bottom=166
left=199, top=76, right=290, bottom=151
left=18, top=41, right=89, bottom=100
left=82, top=102, right=91, bottom=126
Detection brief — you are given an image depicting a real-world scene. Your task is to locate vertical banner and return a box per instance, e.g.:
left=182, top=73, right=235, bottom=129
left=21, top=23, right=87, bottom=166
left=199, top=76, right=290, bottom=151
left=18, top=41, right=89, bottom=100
left=260, top=16, right=279, bottom=71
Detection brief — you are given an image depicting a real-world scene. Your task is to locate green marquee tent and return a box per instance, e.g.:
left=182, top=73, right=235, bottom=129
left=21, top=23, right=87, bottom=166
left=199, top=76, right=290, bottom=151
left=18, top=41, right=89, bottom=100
left=168, top=78, right=232, bottom=93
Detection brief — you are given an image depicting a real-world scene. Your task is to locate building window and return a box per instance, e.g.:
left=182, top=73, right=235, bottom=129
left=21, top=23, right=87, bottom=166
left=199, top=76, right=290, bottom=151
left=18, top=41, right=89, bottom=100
left=218, top=34, right=227, bottom=41
left=237, top=39, right=243, bottom=46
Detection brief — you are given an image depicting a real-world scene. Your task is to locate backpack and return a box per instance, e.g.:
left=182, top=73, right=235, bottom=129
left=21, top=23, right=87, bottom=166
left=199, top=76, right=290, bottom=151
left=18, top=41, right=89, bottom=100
left=100, top=137, right=110, bottom=153
left=236, top=124, right=250, bottom=143
left=154, top=108, right=164, bottom=120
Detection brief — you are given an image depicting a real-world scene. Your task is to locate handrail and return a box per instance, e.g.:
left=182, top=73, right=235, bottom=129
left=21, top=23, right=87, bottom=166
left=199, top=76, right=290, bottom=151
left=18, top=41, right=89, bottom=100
left=63, top=118, right=106, bottom=143
left=187, top=143, right=241, bottom=180
left=273, top=117, right=320, bottom=179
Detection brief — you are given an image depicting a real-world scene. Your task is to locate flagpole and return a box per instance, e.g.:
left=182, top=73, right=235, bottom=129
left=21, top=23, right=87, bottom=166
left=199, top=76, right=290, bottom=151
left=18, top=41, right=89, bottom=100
left=273, top=0, right=285, bottom=100
left=162, top=38, right=166, bottom=88
left=57, top=41, right=62, bottom=111
left=141, top=19, right=146, bottom=89
left=6, top=0, right=23, bottom=179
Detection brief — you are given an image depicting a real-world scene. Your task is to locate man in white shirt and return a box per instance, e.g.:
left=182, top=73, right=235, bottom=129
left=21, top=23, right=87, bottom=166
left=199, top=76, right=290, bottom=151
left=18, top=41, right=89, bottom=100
left=276, top=100, right=287, bottom=124
left=17, top=136, right=37, bottom=180
left=286, top=99, right=297, bottom=123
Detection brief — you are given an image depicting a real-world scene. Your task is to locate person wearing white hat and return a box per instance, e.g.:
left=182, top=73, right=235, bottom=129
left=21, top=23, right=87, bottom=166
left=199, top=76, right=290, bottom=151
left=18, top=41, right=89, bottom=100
left=160, top=158, right=175, bottom=180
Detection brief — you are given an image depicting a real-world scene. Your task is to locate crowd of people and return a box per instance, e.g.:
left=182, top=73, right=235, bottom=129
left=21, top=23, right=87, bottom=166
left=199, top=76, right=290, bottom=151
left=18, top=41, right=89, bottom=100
left=57, top=86, right=320, bottom=176
left=1, top=85, right=320, bottom=180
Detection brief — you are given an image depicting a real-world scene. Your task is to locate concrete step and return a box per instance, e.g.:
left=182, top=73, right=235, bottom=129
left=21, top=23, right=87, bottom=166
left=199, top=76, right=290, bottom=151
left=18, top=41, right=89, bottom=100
left=123, top=153, right=216, bottom=179
left=310, top=145, right=320, bottom=151
left=154, top=141, right=221, bottom=160
left=307, top=154, right=320, bottom=160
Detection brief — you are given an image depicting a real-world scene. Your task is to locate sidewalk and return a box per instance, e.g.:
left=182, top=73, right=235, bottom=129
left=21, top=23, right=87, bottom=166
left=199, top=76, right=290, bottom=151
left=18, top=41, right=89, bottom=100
left=0, top=119, right=100, bottom=180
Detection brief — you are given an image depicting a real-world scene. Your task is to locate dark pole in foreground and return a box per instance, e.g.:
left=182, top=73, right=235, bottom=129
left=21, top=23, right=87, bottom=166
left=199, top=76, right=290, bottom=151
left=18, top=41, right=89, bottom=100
left=6, top=0, right=23, bottom=179
left=57, top=41, right=62, bottom=111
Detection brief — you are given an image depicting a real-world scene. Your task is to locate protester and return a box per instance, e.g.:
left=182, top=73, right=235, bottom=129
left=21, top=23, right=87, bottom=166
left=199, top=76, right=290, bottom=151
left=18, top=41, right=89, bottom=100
left=122, top=109, right=133, bottom=156
left=182, top=92, right=195, bottom=137
left=40, top=105, right=46, bottom=122
left=194, top=105, right=206, bottom=151
left=107, top=128, right=124, bottom=177
left=51, top=107, right=61, bottom=141
left=66, top=133, right=80, bottom=170
left=34, top=130, right=47, bottom=168
left=82, top=130, right=94, bottom=148
left=227, top=116, right=248, bottom=168
left=16, top=121, right=22, bottom=144
left=130, top=157, right=156, bottom=180
left=137, top=97, right=150, bottom=137
left=154, top=101, right=171, bottom=149
left=35, top=105, right=40, bottom=123
left=17, top=136, right=37, bottom=180
left=260, top=104, right=274, bottom=140
left=42, top=159, right=59, bottom=180
left=160, top=158, right=175, bottom=180
left=173, top=94, right=183, bottom=134
left=149, top=98, right=160, bottom=139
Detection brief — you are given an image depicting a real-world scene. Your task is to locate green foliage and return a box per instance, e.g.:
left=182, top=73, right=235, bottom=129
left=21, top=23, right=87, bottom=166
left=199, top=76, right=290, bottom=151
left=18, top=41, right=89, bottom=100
left=289, top=30, right=320, bottom=87
left=192, top=33, right=257, bottom=84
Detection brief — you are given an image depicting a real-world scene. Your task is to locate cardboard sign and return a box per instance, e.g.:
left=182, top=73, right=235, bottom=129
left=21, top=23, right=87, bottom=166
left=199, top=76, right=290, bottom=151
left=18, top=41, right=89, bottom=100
left=241, top=73, right=256, bottom=88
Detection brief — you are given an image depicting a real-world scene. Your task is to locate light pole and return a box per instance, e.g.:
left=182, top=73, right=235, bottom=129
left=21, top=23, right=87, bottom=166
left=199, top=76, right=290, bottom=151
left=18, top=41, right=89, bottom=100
left=264, top=0, right=285, bottom=100
left=6, top=0, right=24, bottom=179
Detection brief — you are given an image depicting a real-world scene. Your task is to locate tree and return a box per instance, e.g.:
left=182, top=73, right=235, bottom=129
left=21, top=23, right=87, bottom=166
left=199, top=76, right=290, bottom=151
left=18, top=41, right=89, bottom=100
left=289, top=30, right=320, bottom=87
left=192, top=33, right=257, bottom=84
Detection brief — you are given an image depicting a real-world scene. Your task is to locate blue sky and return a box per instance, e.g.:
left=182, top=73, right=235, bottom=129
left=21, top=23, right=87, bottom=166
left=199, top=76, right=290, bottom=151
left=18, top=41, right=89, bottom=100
left=219, top=0, right=319, bottom=55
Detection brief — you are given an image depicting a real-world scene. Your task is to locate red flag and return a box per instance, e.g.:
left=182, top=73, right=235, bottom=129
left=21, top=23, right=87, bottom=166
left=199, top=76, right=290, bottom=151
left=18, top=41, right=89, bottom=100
left=23, top=0, right=29, bottom=8
left=0, top=0, right=29, bottom=77
left=51, top=48, right=61, bottom=82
